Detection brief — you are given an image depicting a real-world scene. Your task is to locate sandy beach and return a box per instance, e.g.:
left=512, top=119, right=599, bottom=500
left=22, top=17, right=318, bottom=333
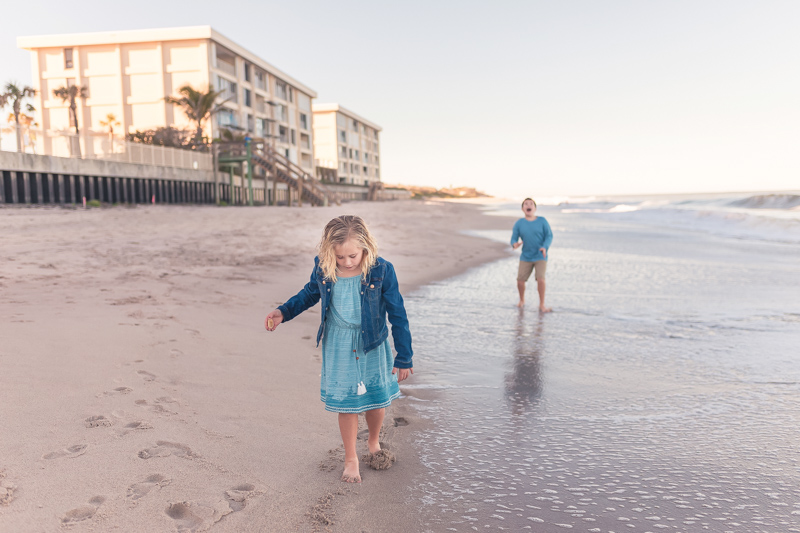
left=0, top=200, right=512, bottom=532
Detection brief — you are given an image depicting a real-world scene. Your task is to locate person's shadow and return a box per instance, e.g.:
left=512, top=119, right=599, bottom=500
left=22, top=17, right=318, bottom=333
left=504, top=309, right=545, bottom=416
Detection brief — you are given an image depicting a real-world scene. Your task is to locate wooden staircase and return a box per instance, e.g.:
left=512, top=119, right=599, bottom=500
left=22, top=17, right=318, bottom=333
left=217, top=140, right=340, bottom=206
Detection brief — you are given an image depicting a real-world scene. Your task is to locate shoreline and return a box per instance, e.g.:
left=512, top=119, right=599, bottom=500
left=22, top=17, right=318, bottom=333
left=0, top=199, right=518, bottom=532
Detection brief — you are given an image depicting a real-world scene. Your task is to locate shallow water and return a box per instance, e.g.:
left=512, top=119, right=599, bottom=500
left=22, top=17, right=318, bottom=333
left=404, top=208, right=800, bottom=532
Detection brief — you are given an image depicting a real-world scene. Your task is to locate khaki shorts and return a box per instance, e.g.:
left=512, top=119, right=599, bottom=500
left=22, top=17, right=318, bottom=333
left=517, top=260, right=547, bottom=282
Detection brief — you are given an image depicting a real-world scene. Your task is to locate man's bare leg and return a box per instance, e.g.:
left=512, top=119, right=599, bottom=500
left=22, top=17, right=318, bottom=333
left=537, top=279, right=552, bottom=313
left=517, top=280, right=526, bottom=307
left=338, top=413, right=361, bottom=482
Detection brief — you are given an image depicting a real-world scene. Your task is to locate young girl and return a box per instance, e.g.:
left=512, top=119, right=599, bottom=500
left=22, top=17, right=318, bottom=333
left=265, top=215, right=414, bottom=483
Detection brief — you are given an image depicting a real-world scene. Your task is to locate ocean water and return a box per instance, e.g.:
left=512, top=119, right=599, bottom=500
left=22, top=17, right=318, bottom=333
left=402, top=194, right=800, bottom=532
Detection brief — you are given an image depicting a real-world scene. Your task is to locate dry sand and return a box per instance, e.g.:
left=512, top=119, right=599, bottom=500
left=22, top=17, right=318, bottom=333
left=0, top=200, right=512, bottom=532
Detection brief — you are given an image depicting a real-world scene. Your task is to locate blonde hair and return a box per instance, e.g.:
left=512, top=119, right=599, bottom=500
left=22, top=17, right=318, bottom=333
left=318, top=215, right=378, bottom=282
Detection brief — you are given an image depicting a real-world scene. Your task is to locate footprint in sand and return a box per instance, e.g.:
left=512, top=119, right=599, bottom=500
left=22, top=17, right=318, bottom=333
left=394, top=417, right=409, bottom=427
left=123, top=420, right=154, bottom=431
left=135, top=399, right=176, bottom=415
left=184, top=328, right=201, bottom=337
left=225, top=484, right=257, bottom=512
left=137, top=370, right=156, bottom=382
left=170, top=349, right=183, bottom=358
left=165, top=502, right=206, bottom=532
left=138, top=441, right=196, bottom=460
left=0, top=471, right=16, bottom=506
left=127, top=474, right=171, bottom=500
left=61, top=495, right=105, bottom=524
left=96, top=386, right=133, bottom=398
left=85, top=415, right=113, bottom=428
left=43, top=444, right=87, bottom=460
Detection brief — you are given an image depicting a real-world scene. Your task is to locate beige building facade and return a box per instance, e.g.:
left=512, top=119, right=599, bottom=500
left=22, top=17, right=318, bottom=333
left=17, top=26, right=317, bottom=171
left=312, top=104, right=381, bottom=185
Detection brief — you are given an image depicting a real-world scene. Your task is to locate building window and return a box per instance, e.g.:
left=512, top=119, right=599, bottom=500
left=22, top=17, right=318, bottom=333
left=255, top=69, right=266, bottom=91
left=217, top=109, right=236, bottom=128
left=217, top=76, right=238, bottom=104
left=300, top=133, right=311, bottom=149
left=279, top=125, right=288, bottom=143
left=364, top=153, right=369, bottom=163
left=299, top=113, right=308, bottom=130
left=244, top=89, right=252, bottom=108
left=363, top=166, right=368, bottom=175
left=216, top=48, right=236, bottom=76
left=301, top=153, right=312, bottom=168
left=298, top=93, right=311, bottom=112
left=244, top=63, right=251, bottom=82
left=275, top=80, right=288, bottom=100
left=64, top=48, right=74, bottom=69
left=352, top=119, right=358, bottom=131
left=247, top=114, right=255, bottom=133
left=288, top=86, right=293, bottom=103
left=339, top=129, right=346, bottom=143
left=354, top=150, right=359, bottom=160
left=291, top=129, right=296, bottom=145
left=375, top=155, right=379, bottom=165
left=258, top=118, right=270, bottom=137
left=340, top=146, right=347, bottom=159
left=274, top=104, right=288, bottom=122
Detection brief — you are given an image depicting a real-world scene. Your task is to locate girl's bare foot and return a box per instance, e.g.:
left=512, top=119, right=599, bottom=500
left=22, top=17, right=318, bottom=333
left=517, top=300, right=525, bottom=308
left=341, top=458, right=361, bottom=483
left=367, top=439, right=381, bottom=455
left=539, top=305, right=552, bottom=313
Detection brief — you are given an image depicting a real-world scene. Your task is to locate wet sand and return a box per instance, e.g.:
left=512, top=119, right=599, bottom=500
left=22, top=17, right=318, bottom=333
left=404, top=206, right=800, bottom=532
left=0, top=200, right=511, bottom=532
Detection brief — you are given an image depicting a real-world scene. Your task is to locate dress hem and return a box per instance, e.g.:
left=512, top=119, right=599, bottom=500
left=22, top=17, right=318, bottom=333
left=321, top=389, right=401, bottom=413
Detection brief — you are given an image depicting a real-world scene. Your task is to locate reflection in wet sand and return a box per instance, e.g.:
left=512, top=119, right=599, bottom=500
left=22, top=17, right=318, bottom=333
left=504, top=310, right=543, bottom=416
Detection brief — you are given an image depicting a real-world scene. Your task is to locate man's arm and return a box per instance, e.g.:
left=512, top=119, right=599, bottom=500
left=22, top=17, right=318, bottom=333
left=510, top=221, right=521, bottom=249
left=542, top=219, right=553, bottom=250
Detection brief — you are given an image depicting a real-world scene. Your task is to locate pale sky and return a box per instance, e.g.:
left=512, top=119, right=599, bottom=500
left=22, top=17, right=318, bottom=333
left=2, top=1, right=798, bottom=197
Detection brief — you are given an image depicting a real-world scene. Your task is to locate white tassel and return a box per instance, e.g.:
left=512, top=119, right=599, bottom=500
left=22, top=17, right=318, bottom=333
left=357, top=381, right=367, bottom=395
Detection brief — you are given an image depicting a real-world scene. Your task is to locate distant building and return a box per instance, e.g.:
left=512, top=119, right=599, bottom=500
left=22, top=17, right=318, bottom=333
left=17, top=26, right=316, bottom=170
left=312, top=104, right=381, bottom=185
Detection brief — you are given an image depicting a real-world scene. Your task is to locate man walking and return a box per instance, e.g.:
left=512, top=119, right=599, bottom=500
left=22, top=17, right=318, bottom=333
left=511, top=198, right=553, bottom=312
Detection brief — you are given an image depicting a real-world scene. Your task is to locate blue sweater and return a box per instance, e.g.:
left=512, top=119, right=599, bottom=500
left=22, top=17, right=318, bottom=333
left=510, top=217, right=553, bottom=262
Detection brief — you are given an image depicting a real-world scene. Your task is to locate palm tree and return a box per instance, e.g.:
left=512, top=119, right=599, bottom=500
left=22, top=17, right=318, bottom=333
left=2, top=82, right=37, bottom=152
left=53, top=84, right=87, bottom=156
left=99, top=113, right=120, bottom=137
left=6, top=111, right=39, bottom=153
left=165, top=85, right=227, bottom=149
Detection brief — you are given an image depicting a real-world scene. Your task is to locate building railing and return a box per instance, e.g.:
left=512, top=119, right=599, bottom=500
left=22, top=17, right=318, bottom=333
left=0, top=126, right=212, bottom=171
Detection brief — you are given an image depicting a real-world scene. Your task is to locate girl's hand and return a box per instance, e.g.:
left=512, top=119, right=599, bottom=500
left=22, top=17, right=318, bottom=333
left=265, top=309, right=284, bottom=331
left=393, top=367, right=413, bottom=383
left=539, top=247, right=547, bottom=258
left=512, top=242, right=522, bottom=250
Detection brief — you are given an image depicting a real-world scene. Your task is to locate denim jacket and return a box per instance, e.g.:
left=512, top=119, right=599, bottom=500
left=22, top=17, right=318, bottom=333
left=277, top=256, right=413, bottom=369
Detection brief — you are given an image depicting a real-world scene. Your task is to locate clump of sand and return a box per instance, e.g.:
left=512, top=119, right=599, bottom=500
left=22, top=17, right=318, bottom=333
left=361, top=448, right=395, bottom=470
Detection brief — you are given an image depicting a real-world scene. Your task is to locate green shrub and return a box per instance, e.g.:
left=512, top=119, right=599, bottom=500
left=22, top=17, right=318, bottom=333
left=87, top=199, right=102, bottom=208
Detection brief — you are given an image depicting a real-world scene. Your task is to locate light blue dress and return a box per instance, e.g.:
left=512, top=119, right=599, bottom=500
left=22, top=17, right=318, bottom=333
left=321, top=275, right=401, bottom=413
